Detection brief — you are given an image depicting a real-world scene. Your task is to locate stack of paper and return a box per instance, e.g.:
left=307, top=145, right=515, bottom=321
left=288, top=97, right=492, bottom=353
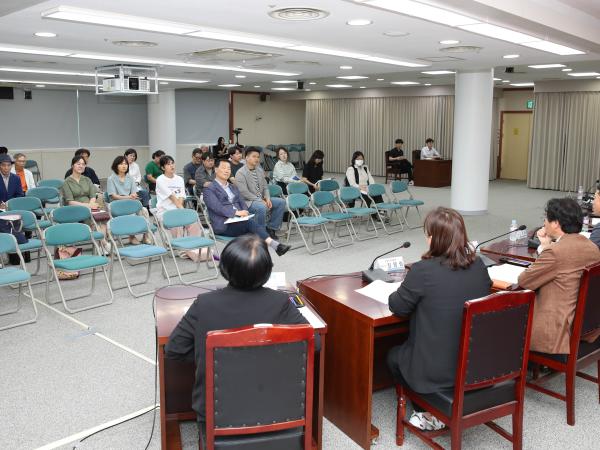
left=264, top=272, right=286, bottom=289
left=299, top=307, right=325, bottom=329
left=488, top=264, right=527, bottom=289
left=355, top=280, right=402, bottom=305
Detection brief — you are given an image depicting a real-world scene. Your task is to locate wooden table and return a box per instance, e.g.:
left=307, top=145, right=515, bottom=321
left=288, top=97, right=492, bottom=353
left=480, top=238, right=537, bottom=264
left=156, top=285, right=327, bottom=450
left=298, top=273, right=408, bottom=450
left=413, top=158, right=452, bottom=187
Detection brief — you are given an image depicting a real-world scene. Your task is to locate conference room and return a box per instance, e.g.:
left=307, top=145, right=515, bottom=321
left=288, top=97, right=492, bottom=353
left=1, top=1, right=599, bottom=449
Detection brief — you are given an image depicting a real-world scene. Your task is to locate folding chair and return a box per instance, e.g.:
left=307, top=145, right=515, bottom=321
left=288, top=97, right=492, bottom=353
left=367, top=183, right=405, bottom=234
left=203, top=324, right=315, bottom=450
left=0, top=210, right=44, bottom=277
left=316, top=179, right=340, bottom=193
left=268, top=184, right=284, bottom=198
left=395, top=290, right=535, bottom=450
left=0, top=233, right=38, bottom=331
left=43, top=223, right=113, bottom=313
left=51, top=206, right=105, bottom=250
left=26, top=186, right=61, bottom=216
left=24, top=159, right=41, bottom=181
left=287, top=182, right=309, bottom=195
left=311, top=191, right=354, bottom=247
left=196, top=197, right=235, bottom=245
left=285, top=193, right=331, bottom=254
left=108, top=198, right=158, bottom=233
left=34, top=180, right=63, bottom=205
left=526, top=261, right=600, bottom=425
left=7, top=196, right=52, bottom=230
left=158, top=208, right=218, bottom=285
left=107, top=215, right=171, bottom=297
left=338, top=186, right=378, bottom=240
left=391, top=180, right=424, bottom=228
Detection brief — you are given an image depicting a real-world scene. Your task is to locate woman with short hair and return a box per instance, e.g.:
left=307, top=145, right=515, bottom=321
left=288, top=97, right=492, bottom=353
left=387, top=207, right=492, bottom=430
left=272, top=147, right=298, bottom=194
left=124, top=148, right=150, bottom=207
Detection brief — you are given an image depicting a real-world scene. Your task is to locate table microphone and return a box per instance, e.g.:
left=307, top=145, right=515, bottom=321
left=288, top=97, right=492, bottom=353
left=474, top=225, right=526, bottom=267
left=362, top=241, right=411, bottom=283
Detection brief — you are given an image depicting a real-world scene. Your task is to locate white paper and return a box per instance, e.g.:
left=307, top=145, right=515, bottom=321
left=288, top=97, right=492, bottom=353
left=299, top=307, right=325, bottom=329
left=591, top=218, right=600, bottom=226
left=580, top=231, right=591, bottom=239
left=487, top=264, right=527, bottom=285
left=224, top=213, right=255, bottom=224
left=355, top=280, right=402, bottom=305
left=263, top=271, right=286, bottom=289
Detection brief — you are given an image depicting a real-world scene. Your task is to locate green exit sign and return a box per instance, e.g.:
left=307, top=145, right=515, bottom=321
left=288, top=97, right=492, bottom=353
left=526, top=100, right=535, bottom=109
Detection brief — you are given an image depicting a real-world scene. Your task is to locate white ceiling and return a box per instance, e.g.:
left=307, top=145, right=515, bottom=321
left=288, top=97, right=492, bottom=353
left=0, top=0, right=598, bottom=92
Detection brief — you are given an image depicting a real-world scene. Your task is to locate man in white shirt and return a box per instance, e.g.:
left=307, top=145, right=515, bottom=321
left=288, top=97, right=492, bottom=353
left=11, top=153, right=36, bottom=193
left=420, top=138, right=441, bottom=159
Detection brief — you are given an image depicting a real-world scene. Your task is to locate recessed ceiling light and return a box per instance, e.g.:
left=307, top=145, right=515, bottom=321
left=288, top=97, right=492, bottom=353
left=562, top=68, right=572, bottom=72
left=365, top=0, right=479, bottom=27
left=326, top=84, right=352, bottom=88
left=510, top=82, right=535, bottom=86
left=421, top=70, right=455, bottom=75
left=35, top=84, right=45, bottom=87
left=347, top=19, right=372, bottom=26
left=597, top=77, right=600, bottom=79
left=424, top=83, right=432, bottom=86
left=382, top=31, right=410, bottom=37
left=268, top=7, right=330, bottom=21
left=159, top=81, right=169, bottom=85
left=218, top=84, right=241, bottom=87
left=112, top=40, right=157, bottom=47
left=376, top=78, right=384, bottom=81
left=254, top=85, right=261, bottom=88
left=567, top=72, right=600, bottom=77
left=340, top=65, right=353, bottom=70
left=390, top=81, right=420, bottom=85
left=308, top=82, right=316, bottom=85
left=34, top=32, right=57, bottom=38
left=439, top=40, right=459, bottom=45
left=503, top=54, right=520, bottom=59
left=359, top=86, right=366, bottom=88
left=271, top=87, right=295, bottom=90
left=272, top=80, right=297, bottom=84
left=502, top=80, right=510, bottom=83
left=337, top=75, right=369, bottom=80
left=234, top=75, right=246, bottom=78
left=521, top=41, right=584, bottom=55
left=528, top=64, right=566, bottom=69
left=304, top=88, right=311, bottom=91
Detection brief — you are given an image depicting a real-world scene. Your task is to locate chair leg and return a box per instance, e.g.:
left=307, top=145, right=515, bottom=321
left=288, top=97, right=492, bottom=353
left=450, top=426, right=462, bottom=450
left=597, top=360, right=600, bottom=404
left=396, top=386, right=406, bottom=446
left=566, top=367, right=576, bottom=426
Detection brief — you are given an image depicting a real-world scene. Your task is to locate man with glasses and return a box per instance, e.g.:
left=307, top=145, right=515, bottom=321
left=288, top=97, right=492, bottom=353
left=11, top=153, right=35, bottom=193
left=183, top=147, right=206, bottom=196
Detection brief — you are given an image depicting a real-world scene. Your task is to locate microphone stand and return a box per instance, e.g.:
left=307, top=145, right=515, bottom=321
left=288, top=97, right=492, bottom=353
left=474, top=225, right=526, bottom=267
left=362, top=242, right=411, bottom=283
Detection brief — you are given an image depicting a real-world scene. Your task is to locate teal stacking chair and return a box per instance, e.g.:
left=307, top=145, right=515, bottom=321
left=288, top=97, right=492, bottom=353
left=285, top=193, right=331, bottom=254
left=367, top=183, right=405, bottom=234
left=196, top=197, right=236, bottom=245
left=35, top=179, right=63, bottom=204
left=311, top=191, right=354, bottom=247
left=158, top=208, right=218, bottom=285
left=268, top=184, right=284, bottom=198
left=108, top=199, right=158, bottom=232
left=0, top=210, right=45, bottom=277
left=316, top=179, right=340, bottom=193
left=107, top=215, right=171, bottom=297
left=0, top=233, right=38, bottom=330
left=7, top=196, right=52, bottom=230
left=339, top=186, right=378, bottom=240
left=51, top=206, right=105, bottom=247
left=391, top=180, right=425, bottom=228
left=24, top=159, right=41, bottom=181
left=287, top=182, right=309, bottom=195
left=26, top=186, right=61, bottom=215
left=43, top=223, right=113, bottom=313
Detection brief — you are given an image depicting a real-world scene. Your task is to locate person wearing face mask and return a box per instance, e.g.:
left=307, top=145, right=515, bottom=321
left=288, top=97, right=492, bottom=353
left=344, top=151, right=383, bottom=208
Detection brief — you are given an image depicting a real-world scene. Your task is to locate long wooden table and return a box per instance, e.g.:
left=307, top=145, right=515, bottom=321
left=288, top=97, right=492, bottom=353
left=480, top=237, right=537, bottom=263
left=413, top=158, right=452, bottom=187
left=156, top=285, right=327, bottom=450
left=298, top=273, right=408, bottom=450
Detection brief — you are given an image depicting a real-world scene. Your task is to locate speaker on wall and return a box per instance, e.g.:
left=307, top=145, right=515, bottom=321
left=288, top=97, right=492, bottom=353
left=0, top=86, right=14, bottom=99
left=24, top=90, right=32, bottom=100
left=297, top=81, right=304, bottom=90
left=259, top=93, right=270, bottom=102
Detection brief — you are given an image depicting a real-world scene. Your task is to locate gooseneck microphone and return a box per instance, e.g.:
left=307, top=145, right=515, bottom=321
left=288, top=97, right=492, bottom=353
left=362, top=241, right=411, bottom=283
left=474, top=225, right=527, bottom=252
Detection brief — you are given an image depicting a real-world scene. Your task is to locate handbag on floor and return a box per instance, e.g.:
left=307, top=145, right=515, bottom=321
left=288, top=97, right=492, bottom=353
left=54, top=246, right=82, bottom=280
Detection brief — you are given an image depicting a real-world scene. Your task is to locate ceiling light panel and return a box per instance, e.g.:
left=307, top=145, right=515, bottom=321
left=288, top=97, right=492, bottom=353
left=218, top=84, right=241, bottom=87
left=503, top=54, right=520, bottom=59
left=362, top=56, right=427, bottom=67
left=0, top=78, right=94, bottom=87
left=337, top=75, right=369, bottom=79
left=187, top=31, right=294, bottom=48
left=362, top=0, right=479, bottom=27
left=34, top=32, right=57, bottom=38
left=567, top=72, right=600, bottom=77
left=0, top=67, right=100, bottom=77
left=421, top=70, right=455, bottom=75
left=271, top=87, right=295, bottom=90
left=346, top=19, right=372, bottom=26
left=157, top=77, right=209, bottom=84
left=290, top=45, right=368, bottom=59
left=272, top=80, right=297, bottom=84
left=326, top=84, right=352, bottom=88
left=439, top=40, right=459, bottom=45
left=528, top=64, right=566, bottom=69
left=510, top=82, right=534, bottom=86
left=521, top=41, right=585, bottom=55
left=0, top=45, right=71, bottom=57
left=458, top=23, right=539, bottom=44
left=390, top=81, right=420, bottom=85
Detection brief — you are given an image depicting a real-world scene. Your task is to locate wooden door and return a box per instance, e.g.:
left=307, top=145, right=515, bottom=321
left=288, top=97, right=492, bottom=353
left=500, top=112, right=532, bottom=180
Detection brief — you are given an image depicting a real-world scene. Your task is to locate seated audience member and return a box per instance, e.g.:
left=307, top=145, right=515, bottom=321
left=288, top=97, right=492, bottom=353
left=0, top=154, right=24, bottom=208
left=518, top=198, right=600, bottom=354
left=591, top=183, right=600, bottom=249
left=183, top=148, right=203, bottom=196
left=64, top=148, right=100, bottom=185
left=194, top=152, right=216, bottom=195
left=345, top=151, right=383, bottom=208
left=124, top=148, right=149, bottom=207
left=212, top=136, right=228, bottom=160
left=156, top=155, right=208, bottom=262
left=272, top=146, right=299, bottom=194
left=204, top=159, right=290, bottom=256
left=387, top=207, right=492, bottom=430
left=164, top=234, right=317, bottom=425
left=11, top=153, right=36, bottom=193
left=387, top=139, right=413, bottom=184
left=0, top=146, right=8, bottom=155
left=107, top=156, right=151, bottom=245
left=235, top=147, right=286, bottom=239
left=302, top=150, right=324, bottom=193
left=420, top=138, right=441, bottom=159
left=227, top=146, right=244, bottom=180
left=145, top=150, right=165, bottom=193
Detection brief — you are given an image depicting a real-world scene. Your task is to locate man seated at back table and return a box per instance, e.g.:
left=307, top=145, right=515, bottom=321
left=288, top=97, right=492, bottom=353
left=420, top=138, right=441, bottom=159
left=517, top=198, right=600, bottom=355
left=388, top=138, right=413, bottom=184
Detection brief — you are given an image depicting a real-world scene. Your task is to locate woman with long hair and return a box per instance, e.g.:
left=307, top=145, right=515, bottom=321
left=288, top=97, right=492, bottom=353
left=301, top=149, right=324, bottom=193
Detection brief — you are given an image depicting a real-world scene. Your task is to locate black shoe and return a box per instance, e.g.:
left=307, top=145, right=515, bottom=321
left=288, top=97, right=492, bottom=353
left=275, top=243, right=291, bottom=256
left=267, top=228, right=278, bottom=239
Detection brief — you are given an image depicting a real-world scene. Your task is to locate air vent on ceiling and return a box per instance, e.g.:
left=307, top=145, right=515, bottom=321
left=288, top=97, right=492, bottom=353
left=182, top=71, right=212, bottom=75
left=247, top=63, right=277, bottom=69
left=112, top=40, right=158, bottom=47
left=181, top=48, right=279, bottom=63
left=15, top=59, right=57, bottom=65
left=268, top=7, right=329, bottom=21
left=439, top=46, right=482, bottom=53
left=417, top=56, right=465, bottom=63
left=285, top=60, right=321, bottom=66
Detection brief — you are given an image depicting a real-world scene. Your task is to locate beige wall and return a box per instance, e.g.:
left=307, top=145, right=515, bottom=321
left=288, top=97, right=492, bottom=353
left=232, top=93, right=306, bottom=147
left=499, top=89, right=534, bottom=111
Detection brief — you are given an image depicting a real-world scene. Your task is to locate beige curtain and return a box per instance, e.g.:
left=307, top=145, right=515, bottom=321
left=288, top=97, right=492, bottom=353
left=529, top=92, right=600, bottom=191
left=305, top=96, right=454, bottom=176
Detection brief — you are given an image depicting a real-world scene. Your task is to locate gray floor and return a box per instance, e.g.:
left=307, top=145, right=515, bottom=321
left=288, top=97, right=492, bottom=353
left=1, top=179, right=599, bottom=450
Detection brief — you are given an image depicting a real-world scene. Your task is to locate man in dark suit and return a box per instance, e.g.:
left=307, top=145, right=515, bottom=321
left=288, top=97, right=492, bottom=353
left=0, top=154, right=24, bottom=207
left=387, top=138, right=413, bottom=183
left=164, top=234, right=318, bottom=423
left=203, top=159, right=290, bottom=256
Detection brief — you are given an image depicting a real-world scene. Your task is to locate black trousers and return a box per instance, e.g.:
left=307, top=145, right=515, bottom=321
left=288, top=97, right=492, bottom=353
left=391, top=160, right=413, bottom=181
left=387, top=346, right=425, bottom=412
left=348, top=193, right=383, bottom=209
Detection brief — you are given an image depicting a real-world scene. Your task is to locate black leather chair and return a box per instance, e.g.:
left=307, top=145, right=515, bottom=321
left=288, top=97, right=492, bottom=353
left=412, top=149, right=421, bottom=162
left=395, top=290, right=535, bottom=450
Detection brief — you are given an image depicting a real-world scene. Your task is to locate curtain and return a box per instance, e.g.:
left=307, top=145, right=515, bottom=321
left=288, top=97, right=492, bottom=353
left=305, top=96, right=454, bottom=176
left=529, top=92, right=600, bottom=191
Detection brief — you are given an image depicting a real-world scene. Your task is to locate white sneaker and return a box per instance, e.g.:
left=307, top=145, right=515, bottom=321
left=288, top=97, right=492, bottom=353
left=408, top=412, right=445, bottom=431
left=408, top=180, right=415, bottom=186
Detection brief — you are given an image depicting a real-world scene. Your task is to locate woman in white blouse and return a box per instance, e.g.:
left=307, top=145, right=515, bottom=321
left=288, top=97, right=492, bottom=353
left=345, top=151, right=383, bottom=208
left=272, top=147, right=299, bottom=194
left=124, top=148, right=150, bottom=207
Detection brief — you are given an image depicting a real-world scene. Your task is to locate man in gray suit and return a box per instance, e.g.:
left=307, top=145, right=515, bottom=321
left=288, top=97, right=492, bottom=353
left=235, top=147, right=285, bottom=238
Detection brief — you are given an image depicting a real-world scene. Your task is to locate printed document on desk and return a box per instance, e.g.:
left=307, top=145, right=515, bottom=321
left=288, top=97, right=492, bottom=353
left=224, top=214, right=255, bottom=224
left=355, top=280, right=402, bottom=305
left=299, top=307, right=325, bottom=329
left=488, top=264, right=526, bottom=285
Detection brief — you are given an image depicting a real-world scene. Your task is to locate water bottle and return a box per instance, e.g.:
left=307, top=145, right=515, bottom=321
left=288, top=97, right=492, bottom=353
left=509, top=219, right=518, bottom=242
left=577, top=185, right=584, bottom=204
left=583, top=215, right=590, bottom=232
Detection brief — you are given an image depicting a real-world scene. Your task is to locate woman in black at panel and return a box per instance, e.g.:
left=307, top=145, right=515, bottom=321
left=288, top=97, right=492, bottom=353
left=301, top=150, right=324, bottom=193
left=387, top=207, right=492, bottom=430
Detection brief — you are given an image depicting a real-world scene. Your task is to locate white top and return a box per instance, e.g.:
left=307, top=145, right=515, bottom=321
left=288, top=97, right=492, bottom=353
left=10, top=167, right=36, bottom=190
left=345, top=165, right=375, bottom=192
left=272, top=161, right=298, bottom=183
left=421, top=146, right=440, bottom=159
left=128, top=161, right=142, bottom=184
left=156, top=174, right=186, bottom=218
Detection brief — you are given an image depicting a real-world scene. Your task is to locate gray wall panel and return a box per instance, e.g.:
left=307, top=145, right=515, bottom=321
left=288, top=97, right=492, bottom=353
left=175, top=89, right=229, bottom=144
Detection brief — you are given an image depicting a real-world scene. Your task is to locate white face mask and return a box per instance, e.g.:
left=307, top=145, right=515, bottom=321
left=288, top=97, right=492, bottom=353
left=355, top=159, right=364, bottom=167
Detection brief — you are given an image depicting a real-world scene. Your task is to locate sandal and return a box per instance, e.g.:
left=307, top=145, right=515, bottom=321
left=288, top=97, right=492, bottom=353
left=409, top=412, right=445, bottom=431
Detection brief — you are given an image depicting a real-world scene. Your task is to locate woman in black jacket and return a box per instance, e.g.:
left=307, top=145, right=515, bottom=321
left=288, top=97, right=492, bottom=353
left=387, top=207, right=492, bottom=430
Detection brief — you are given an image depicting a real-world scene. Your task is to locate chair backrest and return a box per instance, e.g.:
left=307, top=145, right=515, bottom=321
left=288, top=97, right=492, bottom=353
left=287, top=182, right=309, bottom=195
left=38, top=179, right=64, bottom=190
left=0, top=210, right=37, bottom=231
left=316, top=179, right=339, bottom=192
left=26, top=186, right=60, bottom=202
left=51, top=205, right=92, bottom=224
left=109, top=199, right=143, bottom=218
left=109, top=215, right=149, bottom=237
left=268, top=184, right=284, bottom=198
left=205, top=324, right=314, bottom=449
left=24, top=160, right=39, bottom=170
left=412, top=149, right=421, bottom=161
left=103, top=191, right=111, bottom=204
left=0, top=231, right=18, bottom=254
left=385, top=150, right=392, bottom=165
left=453, top=291, right=535, bottom=407
left=572, top=261, right=600, bottom=343
left=311, top=191, right=335, bottom=208
left=7, top=196, right=42, bottom=212
left=391, top=180, right=408, bottom=194
left=44, top=223, right=92, bottom=247
left=161, top=208, right=199, bottom=229
left=367, top=183, right=386, bottom=198
left=287, top=193, right=309, bottom=211
left=339, top=186, right=361, bottom=203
